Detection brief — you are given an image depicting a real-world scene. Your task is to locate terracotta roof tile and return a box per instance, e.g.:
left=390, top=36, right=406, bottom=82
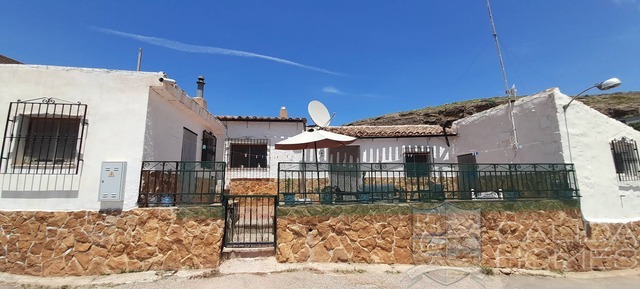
left=324, top=125, right=454, bottom=138
left=0, top=54, right=22, bottom=64
left=217, top=115, right=306, bottom=123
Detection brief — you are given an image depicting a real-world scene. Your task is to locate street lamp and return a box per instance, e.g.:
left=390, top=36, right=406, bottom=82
left=563, top=78, right=622, bottom=111
left=562, top=77, right=622, bottom=163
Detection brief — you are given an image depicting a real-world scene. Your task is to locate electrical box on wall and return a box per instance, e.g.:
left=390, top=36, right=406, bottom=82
left=99, top=162, right=126, bottom=201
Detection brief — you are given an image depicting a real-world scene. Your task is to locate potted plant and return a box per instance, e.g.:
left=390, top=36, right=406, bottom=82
left=282, top=178, right=295, bottom=205
left=320, top=186, right=334, bottom=204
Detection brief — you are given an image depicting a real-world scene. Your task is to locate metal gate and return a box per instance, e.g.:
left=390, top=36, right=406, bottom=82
left=223, top=195, right=277, bottom=248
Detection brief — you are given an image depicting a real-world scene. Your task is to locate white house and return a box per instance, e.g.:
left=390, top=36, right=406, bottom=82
left=2, top=64, right=638, bottom=222
left=0, top=64, right=310, bottom=210
left=324, top=125, right=454, bottom=164
left=453, top=87, right=640, bottom=222
left=218, top=115, right=306, bottom=181
left=0, top=64, right=227, bottom=211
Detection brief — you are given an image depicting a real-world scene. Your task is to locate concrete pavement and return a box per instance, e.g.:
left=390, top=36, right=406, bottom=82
left=0, top=257, right=639, bottom=289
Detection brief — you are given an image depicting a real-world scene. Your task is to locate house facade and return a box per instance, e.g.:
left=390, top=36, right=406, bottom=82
left=0, top=64, right=176, bottom=210
left=218, top=115, right=306, bottom=195
left=1, top=63, right=640, bottom=276
left=453, top=87, right=640, bottom=222
left=323, top=125, right=454, bottom=164
left=2, top=64, right=637, bottom=222
left=0, top=64, right=311, bottom=210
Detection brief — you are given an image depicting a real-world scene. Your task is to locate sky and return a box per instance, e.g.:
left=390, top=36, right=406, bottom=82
left=1, top=1, right=639, bottom=125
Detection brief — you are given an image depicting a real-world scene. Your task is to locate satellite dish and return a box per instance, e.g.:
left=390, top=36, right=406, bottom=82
left=308, top=100, right=331, bottom=127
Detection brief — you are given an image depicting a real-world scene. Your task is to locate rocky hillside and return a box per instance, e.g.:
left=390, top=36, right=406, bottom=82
left=347, top=91, right=640, bottom=128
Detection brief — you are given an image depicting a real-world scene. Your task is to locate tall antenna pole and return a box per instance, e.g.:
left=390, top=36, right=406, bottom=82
left=485, top=0, right=514, bottom=98
left=486, top=0, right=519, bottom=154
left=137, top=48, right=143, bottom=71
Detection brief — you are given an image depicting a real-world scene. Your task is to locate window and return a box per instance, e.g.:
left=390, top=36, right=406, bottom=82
left=227, top=139, right=267, bottom=169
left=611, top=137, right=640, bottom=181
left=202, top=131, right=216, bottom=162
left=1, top=98, right=87, bottom=174
left=404, top=148, right=431, bottom=177
left=328, top=145, right=360, bottom=163
left=21, top=117, right=80, bottom=164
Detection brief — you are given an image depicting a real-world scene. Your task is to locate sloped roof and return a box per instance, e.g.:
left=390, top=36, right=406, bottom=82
left=325, top=125, right=454, bottom=138
left=0, top=54, right=22, bottom=64
left=217, top=115, right=307, bottom=123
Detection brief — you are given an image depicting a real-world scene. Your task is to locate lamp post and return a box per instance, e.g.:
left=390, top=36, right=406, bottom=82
left=563, top=78, right=622, bottom=111
left=562, top=77, right=622, bottom=163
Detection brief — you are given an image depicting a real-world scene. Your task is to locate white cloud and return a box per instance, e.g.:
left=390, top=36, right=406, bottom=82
left=322, top=86, right=384, bottom=99
left=612, top=0, right=637, bottom=4
left=322, top=86, right=346, bottom=95
left=92, top=26, right=344, bottom=76
left=612, top=0, right=640, bottom=9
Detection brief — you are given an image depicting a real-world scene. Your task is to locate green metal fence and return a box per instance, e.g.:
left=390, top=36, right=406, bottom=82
left=138, top=161, right=226, bottom=207
left=277, top=162, right=579, bottom=205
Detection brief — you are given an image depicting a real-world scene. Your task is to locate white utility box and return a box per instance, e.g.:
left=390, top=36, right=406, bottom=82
left=99, top=162, right=126, bottom=201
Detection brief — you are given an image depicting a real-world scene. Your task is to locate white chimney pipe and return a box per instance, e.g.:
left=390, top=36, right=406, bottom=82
left=279, top=107, right=288, bottom=119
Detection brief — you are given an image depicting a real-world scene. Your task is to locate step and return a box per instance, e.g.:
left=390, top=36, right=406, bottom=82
left=221, top=247, right=275, bottom=260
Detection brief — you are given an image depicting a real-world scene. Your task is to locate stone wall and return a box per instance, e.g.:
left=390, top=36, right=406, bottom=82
left=0, top=207, right=224, bottom=276
left=483, top=209, right=640, bottom=271
left=229, top=178, right=277, bottom=195
left=277, top=207, right=412, bottom=264
left=277, top=201, right=640, bottom=272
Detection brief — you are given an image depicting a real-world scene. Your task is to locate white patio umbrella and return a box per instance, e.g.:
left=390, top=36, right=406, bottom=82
left=275, top=129, right=356, bottom=151
left=275, top=128, right=357, bottom=193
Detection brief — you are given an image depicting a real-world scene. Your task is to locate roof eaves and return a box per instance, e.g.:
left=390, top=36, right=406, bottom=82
left=217, top=116, right=307, bottom=123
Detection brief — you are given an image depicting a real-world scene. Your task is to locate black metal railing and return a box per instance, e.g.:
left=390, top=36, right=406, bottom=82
left=277, top=162, right=579, bottom=205
left=223, top=195, right=276, bottom=248
left=137, top=161, right=226, bottom=207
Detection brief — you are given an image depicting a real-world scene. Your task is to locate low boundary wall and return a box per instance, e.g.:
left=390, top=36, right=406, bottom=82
left=276, top=200, right=640, bottom=271
left=3, top=200, right=638, bottom=276
left=0, top=207, right=224, bottom=276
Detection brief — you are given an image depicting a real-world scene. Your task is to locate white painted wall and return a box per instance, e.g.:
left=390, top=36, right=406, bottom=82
left=454, top=87, right=640, bottom=222
left=142, top=85, right=226, bottom=162
left=554, top=88, right=640, bottom=222
left=303, top=137, right=453, bottom=164
left=0, top=65, right=226, bottom=211
left=0, top=65, right=157, bottom=211
left=222, top=120, right=305, bottom=179
left=453, top=90, right=566, bottom=163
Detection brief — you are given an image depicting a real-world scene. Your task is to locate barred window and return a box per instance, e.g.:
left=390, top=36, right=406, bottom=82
left=202, top=130, right=216, bottom=162
left=611, top=137, right=640, bottom=181
left=404, top=147, right=431, bottom=177
left=0, top=98, right=87, bottom=174
left=226, top=138, right=268, bottom=169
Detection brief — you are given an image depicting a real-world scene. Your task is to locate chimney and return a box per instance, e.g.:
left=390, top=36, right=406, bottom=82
left=279, top=106, right=288, bottom=119
left=194, top=76, right=207, bottom=109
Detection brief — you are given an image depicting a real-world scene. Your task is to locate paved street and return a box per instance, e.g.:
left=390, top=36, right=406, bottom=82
left=1, top=258, right=639, bottom=289
left=103, top=270, right=640, bottom=289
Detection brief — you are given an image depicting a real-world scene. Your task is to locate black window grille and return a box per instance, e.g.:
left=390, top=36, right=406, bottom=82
left=202, top=130, right=216, bottom=162
left=226, top=138, right=268, bottom=169
left=0, top=98, right=87, bottom=174
left=611, top=137, right=640, bottom=181
left=404, top=147, right=431, bottom=178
